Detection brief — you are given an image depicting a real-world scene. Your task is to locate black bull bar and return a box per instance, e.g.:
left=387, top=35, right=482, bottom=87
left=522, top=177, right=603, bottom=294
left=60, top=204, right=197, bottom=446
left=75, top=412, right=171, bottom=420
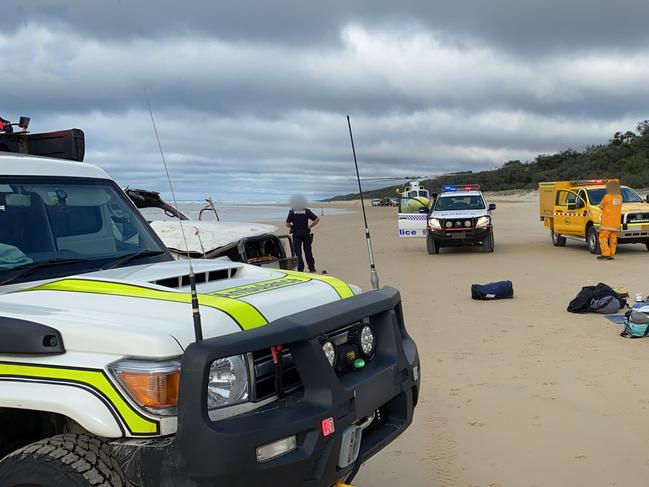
left=120, top=286, right=420, bottom=487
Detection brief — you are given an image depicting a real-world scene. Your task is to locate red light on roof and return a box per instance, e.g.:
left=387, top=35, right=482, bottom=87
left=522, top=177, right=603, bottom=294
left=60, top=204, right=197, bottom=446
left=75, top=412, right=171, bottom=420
left=442, top=184, right=481, bottom=192
left=571, top=179, right=610, bottom=186
left=321, top=417, right=335, bottom=437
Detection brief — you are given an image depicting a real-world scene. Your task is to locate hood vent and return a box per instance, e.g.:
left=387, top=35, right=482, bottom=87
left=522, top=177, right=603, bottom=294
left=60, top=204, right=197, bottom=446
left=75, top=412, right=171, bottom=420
left=152, top=268, right=238, bottom=289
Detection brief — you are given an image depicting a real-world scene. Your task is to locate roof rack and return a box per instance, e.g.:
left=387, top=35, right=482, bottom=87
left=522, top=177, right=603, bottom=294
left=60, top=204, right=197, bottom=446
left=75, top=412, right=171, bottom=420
left=0, top=115, right=85, bottom=162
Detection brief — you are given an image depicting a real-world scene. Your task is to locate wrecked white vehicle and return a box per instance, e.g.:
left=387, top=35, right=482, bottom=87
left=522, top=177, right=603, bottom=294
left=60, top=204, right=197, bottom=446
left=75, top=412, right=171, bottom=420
left=126, top=188, right=297, bottom=270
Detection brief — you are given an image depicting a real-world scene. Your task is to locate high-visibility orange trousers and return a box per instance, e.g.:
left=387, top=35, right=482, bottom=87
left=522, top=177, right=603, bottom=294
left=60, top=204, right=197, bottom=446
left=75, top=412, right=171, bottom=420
left=599, top=230, right=618, bottom=257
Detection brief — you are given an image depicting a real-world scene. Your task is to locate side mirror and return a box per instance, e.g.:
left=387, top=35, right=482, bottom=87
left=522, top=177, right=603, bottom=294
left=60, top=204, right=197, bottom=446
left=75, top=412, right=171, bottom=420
left=576, top=199, right=585, bottom=209
left=646, top=194, right=649, bottom=203
left=488, top=203, right=497, bottom=211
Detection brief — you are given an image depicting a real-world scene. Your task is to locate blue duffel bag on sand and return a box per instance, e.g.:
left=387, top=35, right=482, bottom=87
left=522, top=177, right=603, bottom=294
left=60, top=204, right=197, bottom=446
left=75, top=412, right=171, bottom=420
left=471, top=281, right=514, bottom=301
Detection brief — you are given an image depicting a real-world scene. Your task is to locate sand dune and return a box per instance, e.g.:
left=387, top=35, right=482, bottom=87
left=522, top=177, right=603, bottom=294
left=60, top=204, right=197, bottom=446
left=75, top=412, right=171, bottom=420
left=293, top=200, right=649, bottom=487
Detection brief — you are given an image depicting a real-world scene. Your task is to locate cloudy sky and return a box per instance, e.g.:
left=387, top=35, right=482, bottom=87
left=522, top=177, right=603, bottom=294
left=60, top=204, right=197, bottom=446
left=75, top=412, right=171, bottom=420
left=3, top=1, right=649, bottom=201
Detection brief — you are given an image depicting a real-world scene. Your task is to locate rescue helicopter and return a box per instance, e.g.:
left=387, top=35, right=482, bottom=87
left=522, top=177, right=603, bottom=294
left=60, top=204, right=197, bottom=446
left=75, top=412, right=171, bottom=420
left=363, top=176, right=439, bottom=238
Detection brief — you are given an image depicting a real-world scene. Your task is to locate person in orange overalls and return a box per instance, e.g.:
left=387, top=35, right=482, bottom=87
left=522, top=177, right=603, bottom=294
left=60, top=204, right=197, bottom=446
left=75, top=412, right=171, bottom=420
left=597, top=181, right=623, bottom=260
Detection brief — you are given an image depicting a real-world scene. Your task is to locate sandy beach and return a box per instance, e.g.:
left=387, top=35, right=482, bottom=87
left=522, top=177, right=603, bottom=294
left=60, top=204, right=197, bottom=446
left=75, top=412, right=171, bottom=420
left=297, top=200, right=649, bottom=487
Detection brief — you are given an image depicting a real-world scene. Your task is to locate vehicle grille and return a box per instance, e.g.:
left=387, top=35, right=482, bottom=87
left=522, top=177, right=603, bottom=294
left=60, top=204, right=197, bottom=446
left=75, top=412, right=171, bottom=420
left=251, top=348, right=301, bottom=402
left=251, top=321, right=371, bottom=402
left=627, top=212, right=649, bottom=224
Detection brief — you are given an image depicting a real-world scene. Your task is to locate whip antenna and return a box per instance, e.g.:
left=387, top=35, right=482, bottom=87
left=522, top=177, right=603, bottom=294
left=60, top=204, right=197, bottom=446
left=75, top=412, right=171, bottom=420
left=144, top=89, right=203, bottom=341
left=346, top=116, right=380, bottom=290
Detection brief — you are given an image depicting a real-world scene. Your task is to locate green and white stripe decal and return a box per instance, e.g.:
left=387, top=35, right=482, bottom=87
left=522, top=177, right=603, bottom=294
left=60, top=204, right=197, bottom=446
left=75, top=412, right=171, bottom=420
left=26, top=278, right=268, bottom=331
left=24, top=271, right=353, bottom=332
left=209, top=270, right=355, bottom=300
left=0, top=361, right=159, bottom=436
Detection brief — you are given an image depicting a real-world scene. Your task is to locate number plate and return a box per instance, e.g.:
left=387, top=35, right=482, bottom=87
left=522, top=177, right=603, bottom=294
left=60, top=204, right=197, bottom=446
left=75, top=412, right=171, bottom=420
left=451, top=232, right=466, bottom=239
left=337, top=425, right=362, bottom=468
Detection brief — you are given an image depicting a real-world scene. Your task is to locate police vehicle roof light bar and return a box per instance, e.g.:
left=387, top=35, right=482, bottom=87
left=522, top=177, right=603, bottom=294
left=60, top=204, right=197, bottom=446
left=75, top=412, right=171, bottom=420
left=442, top=184, right=481, bottom=192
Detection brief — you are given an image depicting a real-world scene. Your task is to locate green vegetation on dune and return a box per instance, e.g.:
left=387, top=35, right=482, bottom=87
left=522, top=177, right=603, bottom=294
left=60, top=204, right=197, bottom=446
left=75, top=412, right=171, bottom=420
left=326, top=121, right=649, bottom=201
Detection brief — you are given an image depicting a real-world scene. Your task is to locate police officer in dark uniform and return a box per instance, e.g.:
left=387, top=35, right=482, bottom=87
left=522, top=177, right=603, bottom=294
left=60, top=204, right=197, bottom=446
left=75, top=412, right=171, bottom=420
left=286, top=195, right=320, bottom=272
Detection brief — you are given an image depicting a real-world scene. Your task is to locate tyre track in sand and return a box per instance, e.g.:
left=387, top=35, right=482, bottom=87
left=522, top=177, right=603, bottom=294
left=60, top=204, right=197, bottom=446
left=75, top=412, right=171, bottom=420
left=427, top=415, right=460, bottom=487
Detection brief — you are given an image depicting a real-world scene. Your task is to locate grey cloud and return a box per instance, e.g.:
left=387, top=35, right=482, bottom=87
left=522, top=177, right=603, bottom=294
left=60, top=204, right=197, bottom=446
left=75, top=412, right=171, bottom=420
left=3, top=25, right=649, bottom=122
left=3, top=0, right=649, bottom=55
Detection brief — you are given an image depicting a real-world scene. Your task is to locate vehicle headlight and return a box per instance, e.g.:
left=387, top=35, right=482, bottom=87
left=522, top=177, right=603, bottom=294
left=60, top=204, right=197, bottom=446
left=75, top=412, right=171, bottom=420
left=322, top=341, right=336, bottom=367
left=359, top=325, right=375, bottom=357
left=207, top=355, right=250, bottom=410
left=476, top=216, right=490, bottom=228
left=428, top=218, right=442, bottom=230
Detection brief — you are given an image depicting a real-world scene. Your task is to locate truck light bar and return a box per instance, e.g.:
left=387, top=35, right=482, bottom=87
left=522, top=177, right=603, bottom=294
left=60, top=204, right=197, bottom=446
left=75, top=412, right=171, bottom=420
left=442, top=184, right=481, bottom=192
left=570, top=179, right=612, bottom=186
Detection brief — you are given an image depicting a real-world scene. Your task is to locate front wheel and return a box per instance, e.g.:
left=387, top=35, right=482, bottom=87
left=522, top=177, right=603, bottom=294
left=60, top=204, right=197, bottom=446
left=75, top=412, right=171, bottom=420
left=587, top=226, right=600, bottom=254
left=482, top=229, right=495, bottom=253
left=0, top=434, right=129, bottom=487
left=552, top=229, right=566, bottom=247
left=427, top=234, right=440, bottom=254
left=645, top=242, right=649, bottom=252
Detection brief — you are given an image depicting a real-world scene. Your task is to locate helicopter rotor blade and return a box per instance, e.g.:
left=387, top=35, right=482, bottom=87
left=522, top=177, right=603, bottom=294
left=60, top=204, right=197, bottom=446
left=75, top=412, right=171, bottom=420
left=361, top=174, right=441, bottom=183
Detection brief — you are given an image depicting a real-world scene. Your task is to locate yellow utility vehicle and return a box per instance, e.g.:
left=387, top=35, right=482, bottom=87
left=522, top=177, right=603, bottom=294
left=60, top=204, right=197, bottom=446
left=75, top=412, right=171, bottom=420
left=539, top=179, right=649, bottom=253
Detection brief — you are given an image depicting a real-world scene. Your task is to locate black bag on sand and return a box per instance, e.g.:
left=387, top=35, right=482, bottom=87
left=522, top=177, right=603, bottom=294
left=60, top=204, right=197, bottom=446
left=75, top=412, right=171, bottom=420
left=471, top=281, right=514, bottom=300
left=567, top=283, right=627, bottom=313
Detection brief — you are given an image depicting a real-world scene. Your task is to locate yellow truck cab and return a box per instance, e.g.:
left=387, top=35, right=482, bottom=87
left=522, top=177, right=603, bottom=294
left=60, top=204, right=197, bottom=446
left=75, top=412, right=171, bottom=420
left=539, top=179, right=649, bottom=254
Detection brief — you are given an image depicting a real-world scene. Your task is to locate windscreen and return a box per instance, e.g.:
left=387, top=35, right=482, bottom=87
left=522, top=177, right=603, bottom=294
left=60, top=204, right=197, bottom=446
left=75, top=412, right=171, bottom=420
left=434, top=195, right=485, bottom=211
left=0, top=177, right=169, bottom=282
left=587, top=187, right=642, bottom=205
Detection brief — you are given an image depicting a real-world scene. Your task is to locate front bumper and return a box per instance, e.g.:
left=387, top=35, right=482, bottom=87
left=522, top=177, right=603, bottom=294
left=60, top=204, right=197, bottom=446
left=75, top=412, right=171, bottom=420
left=427, top=226, right=491, bottom=243
left=618, top=223, right=649, bottom=243
left=115, top=287, right=419, bottom=487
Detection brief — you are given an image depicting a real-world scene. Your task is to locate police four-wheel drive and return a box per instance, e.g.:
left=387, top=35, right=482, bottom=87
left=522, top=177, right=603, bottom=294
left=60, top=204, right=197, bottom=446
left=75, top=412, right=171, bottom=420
left=0, top=127, right=420, bottom=487
left=426, top=185, right=496, bottom=254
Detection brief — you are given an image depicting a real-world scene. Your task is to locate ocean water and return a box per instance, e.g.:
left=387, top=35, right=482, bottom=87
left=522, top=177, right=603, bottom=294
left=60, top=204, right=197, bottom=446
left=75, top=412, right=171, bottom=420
left=140, top=202, right=349, bottom=223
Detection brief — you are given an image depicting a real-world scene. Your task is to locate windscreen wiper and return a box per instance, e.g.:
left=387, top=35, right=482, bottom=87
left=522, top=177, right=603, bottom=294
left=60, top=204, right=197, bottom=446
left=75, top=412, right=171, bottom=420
left=101, top=250, right=166, bottom=270
left=0, top=258, right=88, bottom=286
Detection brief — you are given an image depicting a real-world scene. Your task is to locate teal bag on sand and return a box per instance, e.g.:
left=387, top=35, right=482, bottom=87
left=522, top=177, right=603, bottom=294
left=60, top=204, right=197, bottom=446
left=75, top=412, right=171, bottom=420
left=622, top=310, right=649, bottom=338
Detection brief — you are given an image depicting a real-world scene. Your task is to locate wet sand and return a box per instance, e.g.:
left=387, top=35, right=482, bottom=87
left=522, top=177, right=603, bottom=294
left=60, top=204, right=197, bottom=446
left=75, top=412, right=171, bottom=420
left=301, top=200, right=649, bottom=487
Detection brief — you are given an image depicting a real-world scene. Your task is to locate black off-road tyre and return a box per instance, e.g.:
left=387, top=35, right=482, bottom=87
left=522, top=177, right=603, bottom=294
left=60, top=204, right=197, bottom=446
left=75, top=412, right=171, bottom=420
left=645, top=242, right=649, bottom=252
left=0, top=434, right=130, bottom=487
left=426, top=234, right=440, bottom=254
left=587, top=225, right=600, bottom=254
left=551, top=229, right=566, bottom=247
left=482, top=229, right=495, bottom=253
